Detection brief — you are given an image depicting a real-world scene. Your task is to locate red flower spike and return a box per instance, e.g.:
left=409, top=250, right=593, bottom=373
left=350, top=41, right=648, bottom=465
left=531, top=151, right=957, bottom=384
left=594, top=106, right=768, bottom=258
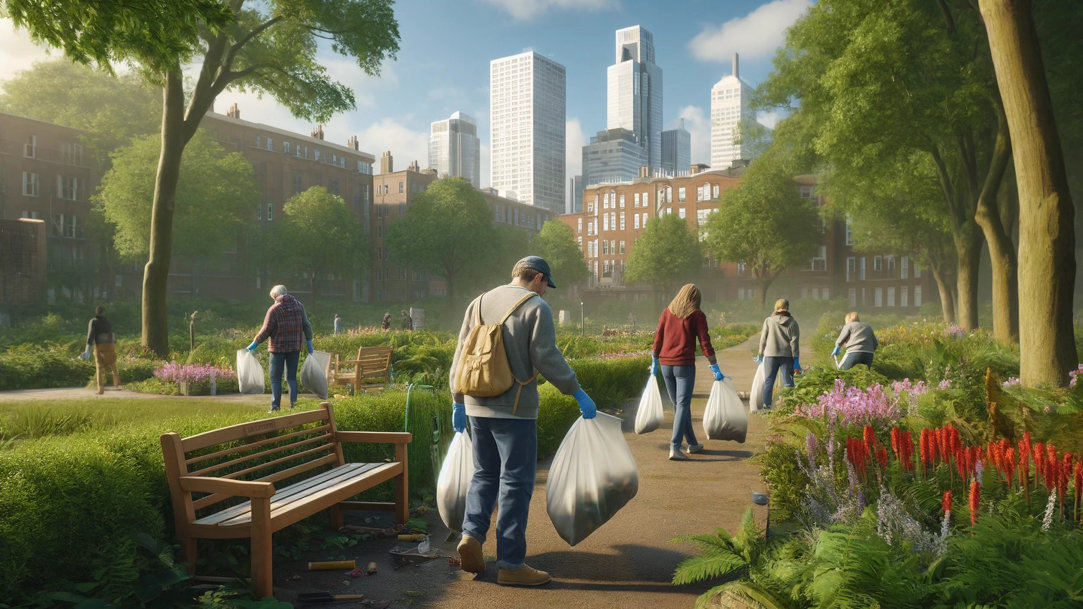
left=877, top=446, right=888, bottom=470
left=1004, top=448, right=1016, bottom=487
left=1022, top=431, right=1032, bottom=458
left=920, top=430, right=930, bottom=469
left=902, top=431, right=914, bottom=471
left=950, top=426, right=961, bottom=455
left=890, top=428, right=900, bottom=460
left=864, top=426, right=876, bottom=456
left=969, top=479, right=981, bottom=527
left=943, top=490, right=953, bottom=514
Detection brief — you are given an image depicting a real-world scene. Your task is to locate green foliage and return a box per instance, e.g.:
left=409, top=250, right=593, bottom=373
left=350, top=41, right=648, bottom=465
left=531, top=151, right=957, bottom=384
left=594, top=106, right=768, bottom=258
left=624, top=213, right=702, bottom=295
left=272, top=186, right=367, bottom=294
left=531, top=220, right=590, bottom=289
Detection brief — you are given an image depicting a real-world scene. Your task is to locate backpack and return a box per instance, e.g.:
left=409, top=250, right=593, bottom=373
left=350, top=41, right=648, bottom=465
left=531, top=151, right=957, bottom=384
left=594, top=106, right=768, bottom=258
left=455, top=291, right=539, bottom=409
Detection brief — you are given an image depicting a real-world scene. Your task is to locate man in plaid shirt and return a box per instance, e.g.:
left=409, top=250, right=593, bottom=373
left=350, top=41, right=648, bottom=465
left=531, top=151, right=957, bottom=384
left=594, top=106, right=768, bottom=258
left=247, top=285, right=314, bottom=412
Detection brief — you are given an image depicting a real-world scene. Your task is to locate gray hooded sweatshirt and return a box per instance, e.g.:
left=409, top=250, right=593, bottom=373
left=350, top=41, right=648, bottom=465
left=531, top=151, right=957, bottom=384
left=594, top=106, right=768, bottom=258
left=835, top=321, right=878, bottom=354
left=450, top=284, right=580, bottom=420
left=758, top=311, right=800, bottom=359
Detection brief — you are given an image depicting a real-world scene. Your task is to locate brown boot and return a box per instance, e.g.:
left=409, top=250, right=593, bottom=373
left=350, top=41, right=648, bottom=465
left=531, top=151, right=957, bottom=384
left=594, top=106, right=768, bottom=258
left=456, top=534, right=485, bottom=574
left=498, top=564, right=551, bottom=586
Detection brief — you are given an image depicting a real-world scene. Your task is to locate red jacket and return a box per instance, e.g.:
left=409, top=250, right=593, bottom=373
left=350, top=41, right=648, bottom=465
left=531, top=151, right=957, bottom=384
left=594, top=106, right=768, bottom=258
left=652, top=309, right=717, bottom=366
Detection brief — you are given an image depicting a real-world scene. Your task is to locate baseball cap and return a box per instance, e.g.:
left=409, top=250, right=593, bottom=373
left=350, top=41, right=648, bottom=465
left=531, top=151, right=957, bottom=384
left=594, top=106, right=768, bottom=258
left=519, top=256, right=556, bottom=288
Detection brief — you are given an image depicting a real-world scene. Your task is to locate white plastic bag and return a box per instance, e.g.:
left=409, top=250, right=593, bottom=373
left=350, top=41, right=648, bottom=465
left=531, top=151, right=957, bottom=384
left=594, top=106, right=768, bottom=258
left=236, top=349, right=264, bottom=394
left=436, top=430, right=475, bottom=533
left=300, top=350, right=331, bottom=399
left=546, top=412, right=638, bottom=546
left=749, top=362, right=781, bottom=411
left=703, top=379, right=747, bottom=443
left=633, top=375, right=664, bottom=434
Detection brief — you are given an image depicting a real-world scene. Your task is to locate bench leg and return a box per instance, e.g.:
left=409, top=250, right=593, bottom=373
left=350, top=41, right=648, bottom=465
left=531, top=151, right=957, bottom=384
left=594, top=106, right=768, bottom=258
left=250, top=500, right=274, bottom=599
left=180, top=537, right=197, bottom=574
left=330, top=504, right=345, bottom=530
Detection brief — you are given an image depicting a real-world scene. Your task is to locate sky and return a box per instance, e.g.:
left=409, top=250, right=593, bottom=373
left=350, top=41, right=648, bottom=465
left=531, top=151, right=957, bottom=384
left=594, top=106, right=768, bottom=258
left=0, top=0, right=811, bottom=191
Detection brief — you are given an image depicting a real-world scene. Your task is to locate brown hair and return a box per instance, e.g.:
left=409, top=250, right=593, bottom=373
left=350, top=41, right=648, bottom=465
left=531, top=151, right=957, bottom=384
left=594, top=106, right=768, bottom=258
left=511, top=260, right=543, bottom=284
left=846, top=311, right=859, bottom=322
left=668, top=283, right=702, bottom=319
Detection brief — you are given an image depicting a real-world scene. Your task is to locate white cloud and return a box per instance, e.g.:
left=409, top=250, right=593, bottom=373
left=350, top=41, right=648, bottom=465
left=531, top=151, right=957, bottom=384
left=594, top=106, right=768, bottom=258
left=757, top=110, right=782, bottom=130
left=355, top=118, right=430, bottom=174
left=672, top=105, right=711, bottom=166
left=688, top=0, right=811, bottom=63
left=479, top=0, right=618, bottom=21
left=0, top=19, right=58, bottom=83
left=566, top=118, right=586, bottom=178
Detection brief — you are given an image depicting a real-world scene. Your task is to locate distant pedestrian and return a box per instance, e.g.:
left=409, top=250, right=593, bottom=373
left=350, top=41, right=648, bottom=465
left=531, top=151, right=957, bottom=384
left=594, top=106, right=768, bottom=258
left=381, top=312, right=392, bottom=331
left=756, top=298, right=801, bottom=408
left=833, top=311, right=878, bottom=370
left=333, top=313, right=342, bottom=335
left=651, top=283, right=723, bottom=461
left=246, top=285, right=313, bottom=413
left=84, top=305, right=120, bottom=394
left=401, top=309, right=413, bottom=331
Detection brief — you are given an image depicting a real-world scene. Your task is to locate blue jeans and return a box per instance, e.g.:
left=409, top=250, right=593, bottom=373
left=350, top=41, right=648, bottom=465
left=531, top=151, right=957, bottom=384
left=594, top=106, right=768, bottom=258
left=661, top=364, right=698, bottom=450
left=268, top=350, right=300, bottom=409
left=839, top=351, right=874, bottom=370
left=762, top=356, right=795, bottom=406
left=463, top=416, right=537, bottom=570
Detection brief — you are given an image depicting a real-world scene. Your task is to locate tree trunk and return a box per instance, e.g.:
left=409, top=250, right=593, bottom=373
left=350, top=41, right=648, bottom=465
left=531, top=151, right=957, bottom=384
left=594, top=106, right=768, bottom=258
left=974, top=114, right=1019, bottom=343
left=930, top=265, right=957, bottom=324
left=141, top=69, right=186, bottom=356
left=952, top=224, right=982, bottom=331
left=979, top=0, right=1077, bottom=386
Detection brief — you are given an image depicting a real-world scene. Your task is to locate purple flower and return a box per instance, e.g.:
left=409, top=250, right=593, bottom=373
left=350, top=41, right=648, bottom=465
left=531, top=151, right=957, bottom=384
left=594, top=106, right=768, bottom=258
left=1002, top=377, right=1021, bottom=387
left=795, top=379, right=901, bottom=427
left=154, top=361, right=236, bottom=384
left=938, top=379, right=952, bottom=390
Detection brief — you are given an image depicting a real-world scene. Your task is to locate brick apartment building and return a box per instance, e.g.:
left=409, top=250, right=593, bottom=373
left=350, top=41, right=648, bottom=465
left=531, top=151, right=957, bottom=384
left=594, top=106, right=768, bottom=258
left=562, top=168, right=934, bottom=311
left=0, top=112, right=100, bottom=304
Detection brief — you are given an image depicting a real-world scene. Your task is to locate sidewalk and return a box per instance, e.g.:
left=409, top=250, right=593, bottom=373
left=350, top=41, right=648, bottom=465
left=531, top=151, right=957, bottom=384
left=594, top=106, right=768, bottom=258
left=413, top=337, right=770, bottom=609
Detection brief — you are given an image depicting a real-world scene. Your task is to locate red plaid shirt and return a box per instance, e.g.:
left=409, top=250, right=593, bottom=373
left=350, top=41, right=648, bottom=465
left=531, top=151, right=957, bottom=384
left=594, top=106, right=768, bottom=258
left=254, top=295, right=312, bottom=353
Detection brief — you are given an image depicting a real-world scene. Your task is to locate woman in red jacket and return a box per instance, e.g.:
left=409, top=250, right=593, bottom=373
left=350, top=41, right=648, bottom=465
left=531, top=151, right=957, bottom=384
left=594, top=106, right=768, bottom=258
left=651, top=283, right=724, bottom=461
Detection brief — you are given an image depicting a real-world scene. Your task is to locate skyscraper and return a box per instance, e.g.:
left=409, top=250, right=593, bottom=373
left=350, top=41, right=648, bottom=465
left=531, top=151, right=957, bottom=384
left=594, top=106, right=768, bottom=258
left=710, top=53, right=753, bottom=170
left=661, top=121, right=691, bottom=176
left=490, top=51, right=566, bottom=215
left=428, top=111, right=480, bottom=187
left=607, top=25, right=663, bottom=172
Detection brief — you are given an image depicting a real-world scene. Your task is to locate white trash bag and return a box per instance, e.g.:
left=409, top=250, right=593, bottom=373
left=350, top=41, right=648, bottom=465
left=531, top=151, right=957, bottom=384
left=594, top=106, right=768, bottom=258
left=300, top=350, right=331, bottom=399
left=546, top=412, right=638, bottom=546
left=749, top=362, right=782, bottom=412
left=436, top=430, right=475, bottom=533
left=703, top=379, right=747, bottom=443
left=633, top=375, right=664, bottom=434
left=236, top=349, right=264, bottom=394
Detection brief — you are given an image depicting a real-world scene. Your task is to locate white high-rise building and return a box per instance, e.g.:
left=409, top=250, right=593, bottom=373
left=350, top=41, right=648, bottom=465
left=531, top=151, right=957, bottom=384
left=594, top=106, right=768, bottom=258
left=490, top=51, right=566, bottom=215
left=710, top=53, right=753, bottom=170
left=606, top=25, right=662, bottom=171
left=428, top=111, right=480, bottom=187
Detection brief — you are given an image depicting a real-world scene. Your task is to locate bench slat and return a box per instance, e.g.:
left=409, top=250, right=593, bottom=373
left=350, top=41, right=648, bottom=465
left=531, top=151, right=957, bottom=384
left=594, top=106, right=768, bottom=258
left=181, top=409, right=331, bottom=452
left=186, top=424, right=332, bottom=467
left=191, top=452, right=341, bottom=512
left=195, top=462, right=392, bottom=527
left=188, top=431, right=334, bottom=478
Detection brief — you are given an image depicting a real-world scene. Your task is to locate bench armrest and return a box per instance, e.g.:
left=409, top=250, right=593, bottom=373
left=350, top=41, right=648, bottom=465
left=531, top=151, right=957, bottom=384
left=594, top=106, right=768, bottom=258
left=337, top=431, right=413, bottom=445
left=179, top=475, right=276, bottom=498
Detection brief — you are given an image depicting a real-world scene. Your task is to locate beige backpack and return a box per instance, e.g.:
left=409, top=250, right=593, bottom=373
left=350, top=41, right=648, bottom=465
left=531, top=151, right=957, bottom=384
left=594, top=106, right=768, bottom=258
left=455, top=292, right=539, bottom=409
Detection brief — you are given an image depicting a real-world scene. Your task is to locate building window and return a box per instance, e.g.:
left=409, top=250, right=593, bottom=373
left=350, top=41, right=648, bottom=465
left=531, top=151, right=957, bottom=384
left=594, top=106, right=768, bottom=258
left=398, top=181, right=404, bottom=193
left=619, top=240, right=625, bottom=254
left=619, top=194, right=625, bottom=208
left=874, top=287, right=883, bottom=307
left=603, top=214, right=609, bottom=232
left=678, top=207, right=686, bottom=219
left=577, top=218, right=582, bottom=233
left=283, top=141, right=291, bottom=154
left=888, top=287, right=896, bottom=307
left=678, top=187, right=686, bottom=202
left=293, top=172, right=303, bottom=194
left=266, top=137, right=273, bottom=151
left=845, top=217, right=854, bottom=245
left=22, top=172, right=38, bottom=197
left=641, top=212, right=648, bottom=226
left=873, top=255, right=882, bottom=271
left=634, top=192, right=640, bottom=207
left=257, top=204, right=263, bottom=221
left=266, top=202, right=273, bottom=221
left=634, top=214, right=640, bottom=229
left=914, top=286, right=922, bottom=307
left=713, top=184, right=720, bottom=198
left=914, top=265, right=921, bottom=279
left=887, top=256, right=896, bottom=273
left=900, top=256, right=909, bottom=279
left=860, top=257, right=866, bottom=280
left=846, top=257, right=856, bottom=282
left=619, top=212, right=625, bottom=230
left=848, top=288, right=857, bottom=307
left=57, top=176, right=79, bottom=201
left=24, top=135, right=37, bottom=158
left=901, top=286, right=909, bottom=307
left=314, top=149, right=321, bottom=161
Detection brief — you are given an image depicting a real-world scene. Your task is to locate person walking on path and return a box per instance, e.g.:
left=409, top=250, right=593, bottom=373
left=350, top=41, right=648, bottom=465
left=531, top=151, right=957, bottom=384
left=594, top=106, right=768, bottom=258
left=246, top=285, right=313, bottom=413
left=651, top=283, right=723, bottom=461
left=400, top=309, right=413, bottom=331
left=84, top=305, right=120, bottom=394
left=449, top=255, right=597, bottom=587
left=833, top=311, right=878, bottom=370
left=756, top=298, right=801, bottom=408
left=333, top=313, right=342, bottom=335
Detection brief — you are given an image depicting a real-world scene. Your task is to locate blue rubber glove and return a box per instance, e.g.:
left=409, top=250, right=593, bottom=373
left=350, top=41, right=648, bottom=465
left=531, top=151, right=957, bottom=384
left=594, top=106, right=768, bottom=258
left=573, top=389, right=597, bottom=419
left=709, top=363, right=724, bottom=381
left=832, top=346, right=840, bottom=357
left=246, top=341, right=259, bottom=352
left=794, top=358, right=803, bottom=373
left=80, top=348, right=91, bottom=360
left=755, top=354, right=763, bottom=365
left=306, top=339, right=314, bottom=355
left=452, top=402, right=466, bottom=433
left=650, top=356, right=659, bottom=376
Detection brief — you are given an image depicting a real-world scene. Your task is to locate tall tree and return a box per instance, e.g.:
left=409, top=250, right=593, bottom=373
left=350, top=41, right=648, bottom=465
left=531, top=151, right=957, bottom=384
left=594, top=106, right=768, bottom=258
left=271, top=186, right=366, bottom=296
left=979, top=0, right=1077, bottom=386
left=531, top=220, right=590, bottom=290
left=94, top=129, right=257, bottom=293
left=5, top=0, right=400, bottom=355
left=758, top=0, right=1019, bottom=339
left=701, top=161, right=820, bottom=309
left=385, top=178, right=495, bottom=309
left=625, top=213, right=702, bottom=302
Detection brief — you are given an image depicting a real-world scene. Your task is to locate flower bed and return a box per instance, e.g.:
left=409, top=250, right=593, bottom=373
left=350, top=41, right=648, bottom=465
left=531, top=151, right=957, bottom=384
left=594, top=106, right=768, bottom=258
left=153, top=362, right=237, bottom=395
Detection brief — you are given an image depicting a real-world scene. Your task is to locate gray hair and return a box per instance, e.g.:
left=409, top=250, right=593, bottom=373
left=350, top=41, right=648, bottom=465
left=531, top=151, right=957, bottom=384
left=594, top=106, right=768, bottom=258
left=269, top=285, right=288, bottom=298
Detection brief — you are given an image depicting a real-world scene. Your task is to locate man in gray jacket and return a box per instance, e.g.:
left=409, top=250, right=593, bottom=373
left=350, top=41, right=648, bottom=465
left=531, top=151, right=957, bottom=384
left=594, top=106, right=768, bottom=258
left=756, top=298, right=801, bottom=407
left=450, top=256, right=596, bottom=587
left=833, top=311, right=878, bottom=370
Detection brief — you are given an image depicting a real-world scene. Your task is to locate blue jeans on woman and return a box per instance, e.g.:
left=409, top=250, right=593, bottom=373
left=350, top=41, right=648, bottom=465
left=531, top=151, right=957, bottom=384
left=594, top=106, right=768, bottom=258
left=762, top=356, right=795, bottom=407
left=839, top=351, right=874, bottom=370
left=268, top=350, right=300, bottom=410
left=661, top=364, right=698, bottom=451
left=463, top=416, right=537, bottom=570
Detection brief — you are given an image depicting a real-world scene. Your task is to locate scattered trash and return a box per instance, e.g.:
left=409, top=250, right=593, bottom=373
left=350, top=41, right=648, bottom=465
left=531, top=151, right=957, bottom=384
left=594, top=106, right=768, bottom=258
left=296, top=592, right=364, bottom=604
left=341, top=524, right=404, bottom=537
left=348, top=567, right=364, bottom=578
left=366, top=561, right=378, bottom=575
left=308, top=560, right=355, bottom=571
left=397, top=533, right=427, bottom=542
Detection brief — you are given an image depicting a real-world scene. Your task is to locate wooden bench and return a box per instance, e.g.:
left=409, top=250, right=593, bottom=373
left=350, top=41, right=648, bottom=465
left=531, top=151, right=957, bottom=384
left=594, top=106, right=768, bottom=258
left=327, top=345, right=393, bottom=394
left=160, top=402, right=411, bottom=598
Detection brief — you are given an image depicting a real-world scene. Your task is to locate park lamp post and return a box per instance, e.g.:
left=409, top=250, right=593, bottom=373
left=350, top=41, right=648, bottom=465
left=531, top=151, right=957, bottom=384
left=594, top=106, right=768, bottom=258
left=580, top=301, right=585, bottom=336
